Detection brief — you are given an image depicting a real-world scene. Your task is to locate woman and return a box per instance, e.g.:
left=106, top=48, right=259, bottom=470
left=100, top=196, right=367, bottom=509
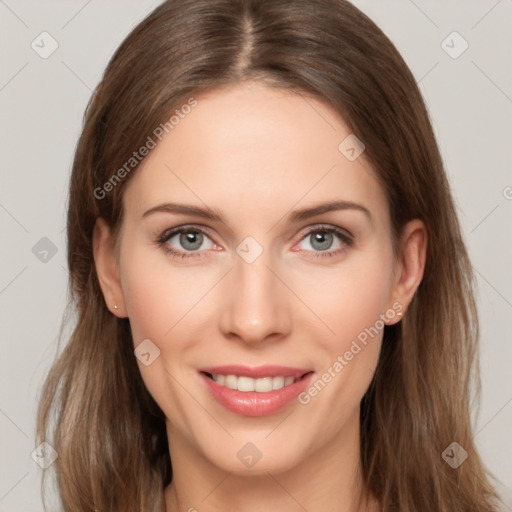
left=37, top=0, right=500, bottom=510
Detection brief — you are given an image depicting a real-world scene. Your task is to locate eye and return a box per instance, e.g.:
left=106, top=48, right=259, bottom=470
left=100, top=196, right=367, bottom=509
left=157, top=225, right=218, bottom=259
left=294, top=225, right=353, bottom=258
left=156, top=224, right=353, bottom=261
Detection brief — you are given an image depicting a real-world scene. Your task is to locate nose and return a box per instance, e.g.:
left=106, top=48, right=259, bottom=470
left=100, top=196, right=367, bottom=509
left=218, top=249, right=292, bottom=345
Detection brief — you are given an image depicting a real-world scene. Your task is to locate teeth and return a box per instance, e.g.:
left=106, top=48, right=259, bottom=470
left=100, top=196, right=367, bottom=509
left=211, top=374, right=299, bottom=393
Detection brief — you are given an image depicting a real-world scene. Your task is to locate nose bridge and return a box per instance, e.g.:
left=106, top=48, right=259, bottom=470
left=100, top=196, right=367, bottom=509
left=219, top=239, right=290, bottom=343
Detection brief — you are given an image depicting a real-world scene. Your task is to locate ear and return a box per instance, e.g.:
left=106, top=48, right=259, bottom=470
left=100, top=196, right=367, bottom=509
left=92, top=217, right=127, bottom=317
left=386, top=219, right=427, bottom=325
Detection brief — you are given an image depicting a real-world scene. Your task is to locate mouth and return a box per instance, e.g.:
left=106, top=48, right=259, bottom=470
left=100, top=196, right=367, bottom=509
left=198, top=365, right=315, bottom=416
left=200, top=372, right=311, bottom=392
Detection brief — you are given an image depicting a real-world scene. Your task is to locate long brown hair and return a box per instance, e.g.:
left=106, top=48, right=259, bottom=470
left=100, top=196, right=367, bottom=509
left=37, top=0, right=499, bottom=510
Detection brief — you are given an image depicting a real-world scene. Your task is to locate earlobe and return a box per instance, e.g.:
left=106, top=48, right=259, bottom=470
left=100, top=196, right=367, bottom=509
left=92, top=217, right=127, bottom=317
left=386, top=219, right=427, bottom=325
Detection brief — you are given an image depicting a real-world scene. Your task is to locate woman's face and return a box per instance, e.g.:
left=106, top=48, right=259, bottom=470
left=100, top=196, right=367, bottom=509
left=100, top=81, right=410, bottom=475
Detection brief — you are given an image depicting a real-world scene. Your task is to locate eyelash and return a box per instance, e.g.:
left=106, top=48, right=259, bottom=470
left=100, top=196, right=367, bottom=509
left=156, top=224, right=354, bottom=260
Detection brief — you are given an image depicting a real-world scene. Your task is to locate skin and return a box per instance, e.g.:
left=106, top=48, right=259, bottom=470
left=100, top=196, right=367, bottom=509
left=93, top=80, right=427, bottom=512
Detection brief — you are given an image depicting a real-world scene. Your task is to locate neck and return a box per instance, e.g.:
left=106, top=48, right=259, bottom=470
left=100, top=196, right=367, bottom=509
left=164, top=411, right=379, bottom=512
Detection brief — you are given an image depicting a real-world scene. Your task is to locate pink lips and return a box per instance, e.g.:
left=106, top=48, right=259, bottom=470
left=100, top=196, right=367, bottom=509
left=198, top=365, right=315, bottom=417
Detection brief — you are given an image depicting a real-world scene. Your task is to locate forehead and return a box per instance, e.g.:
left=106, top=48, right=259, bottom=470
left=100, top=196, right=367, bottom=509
left=122, top=81, right=388, bottom=226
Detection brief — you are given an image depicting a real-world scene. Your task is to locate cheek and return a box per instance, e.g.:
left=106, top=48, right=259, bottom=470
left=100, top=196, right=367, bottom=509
left=118, top=242, right=220, bottom=414
left=119, top=241, right=215, bottom=344
left=332, top=265, right=391, bottom=344
left=294, top=243, right=395, bottom=349
left=120, top=266, right=170, bottom=345
left=296, top=244, right=394, bottom=407
left=118, top=245, right=206, bottom=431
left=322, top=271, right=387, bottom=393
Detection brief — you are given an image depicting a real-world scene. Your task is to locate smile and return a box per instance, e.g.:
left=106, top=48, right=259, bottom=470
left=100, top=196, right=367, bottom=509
left=198, top=365, right=315, bottom=416
left=207, top=373, right=301, bottom=392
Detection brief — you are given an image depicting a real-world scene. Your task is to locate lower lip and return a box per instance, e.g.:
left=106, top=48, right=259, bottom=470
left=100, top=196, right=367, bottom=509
left=200, top=372, right=315, bottom=417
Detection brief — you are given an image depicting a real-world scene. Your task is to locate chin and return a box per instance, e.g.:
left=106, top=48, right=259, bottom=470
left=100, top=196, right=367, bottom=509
left=197, top=431, right=312, bottom=476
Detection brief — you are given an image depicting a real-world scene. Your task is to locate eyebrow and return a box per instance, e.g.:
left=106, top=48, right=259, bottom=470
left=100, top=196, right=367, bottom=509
left=142, top=200, right=372, bottom=224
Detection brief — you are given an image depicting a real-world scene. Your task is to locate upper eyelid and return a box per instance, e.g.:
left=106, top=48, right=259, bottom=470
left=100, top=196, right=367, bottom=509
left=160, top=223, right=215, bottom=239
left=299, top=223, right=352, bottom=237
left=159, top=225, right=218, bottom=252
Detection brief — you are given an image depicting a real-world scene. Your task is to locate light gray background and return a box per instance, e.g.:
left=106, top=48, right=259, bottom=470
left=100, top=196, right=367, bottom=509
left=1, top=1, right=511, bottom=510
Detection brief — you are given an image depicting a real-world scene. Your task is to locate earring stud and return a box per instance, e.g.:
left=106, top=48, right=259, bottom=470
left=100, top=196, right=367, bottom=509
left=114, top=305, right=118, bottom=310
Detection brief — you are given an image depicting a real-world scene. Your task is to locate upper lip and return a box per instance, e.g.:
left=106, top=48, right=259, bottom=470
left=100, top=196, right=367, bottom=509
left=198, top=365, right=313, bottom=379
